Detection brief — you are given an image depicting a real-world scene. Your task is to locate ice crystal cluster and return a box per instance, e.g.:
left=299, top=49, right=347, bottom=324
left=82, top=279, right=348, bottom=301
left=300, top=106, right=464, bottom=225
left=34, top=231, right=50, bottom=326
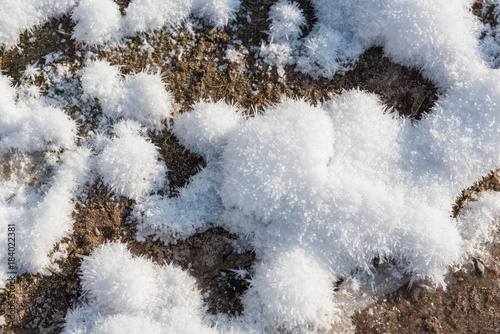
left=1, top=0, right=500, bottom=333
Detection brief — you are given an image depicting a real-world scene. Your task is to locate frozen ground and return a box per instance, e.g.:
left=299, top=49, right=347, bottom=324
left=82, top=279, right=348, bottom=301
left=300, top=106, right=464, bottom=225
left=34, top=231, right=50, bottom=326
left=1, top=0, right=500, bottom=333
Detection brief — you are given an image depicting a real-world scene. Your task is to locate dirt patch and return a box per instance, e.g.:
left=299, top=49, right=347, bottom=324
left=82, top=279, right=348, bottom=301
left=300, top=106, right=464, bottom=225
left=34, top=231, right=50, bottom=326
left=353, top=247, right=500, bottom=334
left=148, top=128, right=205, bottom=194
left=472, top=0, right=498, bottom=32
left=0, top=15, right=81, bottom=86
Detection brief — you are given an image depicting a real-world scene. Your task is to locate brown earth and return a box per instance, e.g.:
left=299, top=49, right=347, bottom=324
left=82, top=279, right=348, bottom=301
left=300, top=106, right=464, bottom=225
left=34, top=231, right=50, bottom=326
left=0, top=1, right=499, bottom=333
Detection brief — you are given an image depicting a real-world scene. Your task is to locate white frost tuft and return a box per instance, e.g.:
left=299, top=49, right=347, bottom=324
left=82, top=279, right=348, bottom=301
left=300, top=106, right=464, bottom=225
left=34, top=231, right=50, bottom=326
left=71, top=0, right=122, bottom=46
left=124, top=0, right=193, bottom=34
left=173, top=99, right=243, bottom=161
left=0, top=148, right=91, bottom=281
left=96, top=121, right=167, bottom=201
left=63, top=242, right=218, bottom=334
left=242, top=248, right=337, bottom=331
left=192, top=0, right=241, bottom=29
left=80, top=60, right=174, bottom=131
left=267, top=0, right=306, bottom=42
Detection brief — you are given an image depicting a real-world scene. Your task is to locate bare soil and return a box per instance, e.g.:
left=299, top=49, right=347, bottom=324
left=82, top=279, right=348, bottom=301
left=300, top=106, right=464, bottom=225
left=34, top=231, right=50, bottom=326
left=0, top=1, right=499, bottom=333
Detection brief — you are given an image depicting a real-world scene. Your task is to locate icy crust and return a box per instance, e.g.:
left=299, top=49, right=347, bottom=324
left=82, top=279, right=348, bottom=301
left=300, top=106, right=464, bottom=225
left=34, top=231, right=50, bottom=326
left=63, top=242, right=218, bottom=334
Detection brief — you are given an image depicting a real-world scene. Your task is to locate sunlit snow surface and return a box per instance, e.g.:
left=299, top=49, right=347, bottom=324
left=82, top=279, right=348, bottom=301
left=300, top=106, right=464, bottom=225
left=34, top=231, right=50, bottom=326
left=1, top=0, right=500, bottom=333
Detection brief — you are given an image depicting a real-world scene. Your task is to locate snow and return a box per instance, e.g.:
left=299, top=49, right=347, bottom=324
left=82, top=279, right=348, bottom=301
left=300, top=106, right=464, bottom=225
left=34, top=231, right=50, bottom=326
left=133, top=163, right=223, bottom=242
left=132, top=86, right=500, bottom=330
left=1, top=0, right=500, bottom=333
left=262, top=0, right=484, bottom=87
left=267, top=0, right=306, bottom=42
left=192, top=0, right=241, bottom=29
left=224, top=46, right=246, bottom=63
left=260, top=0, right=305, bottom=76
left=478, top=1, right=500, bottom=68
left=0, top=0, right=240, bottom=49
left=73, top=0, right=241, bottom=45
left=458, top=191, right=500, bottom=256
left=242, top=248, right=337, bottom=331
left=123, top=0, right=192, bottom=35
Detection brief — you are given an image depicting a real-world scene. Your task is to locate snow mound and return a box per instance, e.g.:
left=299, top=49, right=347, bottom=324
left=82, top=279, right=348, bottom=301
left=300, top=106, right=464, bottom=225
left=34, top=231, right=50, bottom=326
left=141, top=82, right=500, bottom=331
left=242, top=248, right=337, bottom=331
left=96, top=121, right=167, bottom=201
left=63, top=242, right=217, bottom=334
left=121, top=72, right=174, bottom=131
left=80, top=60, right=122, bottom=101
